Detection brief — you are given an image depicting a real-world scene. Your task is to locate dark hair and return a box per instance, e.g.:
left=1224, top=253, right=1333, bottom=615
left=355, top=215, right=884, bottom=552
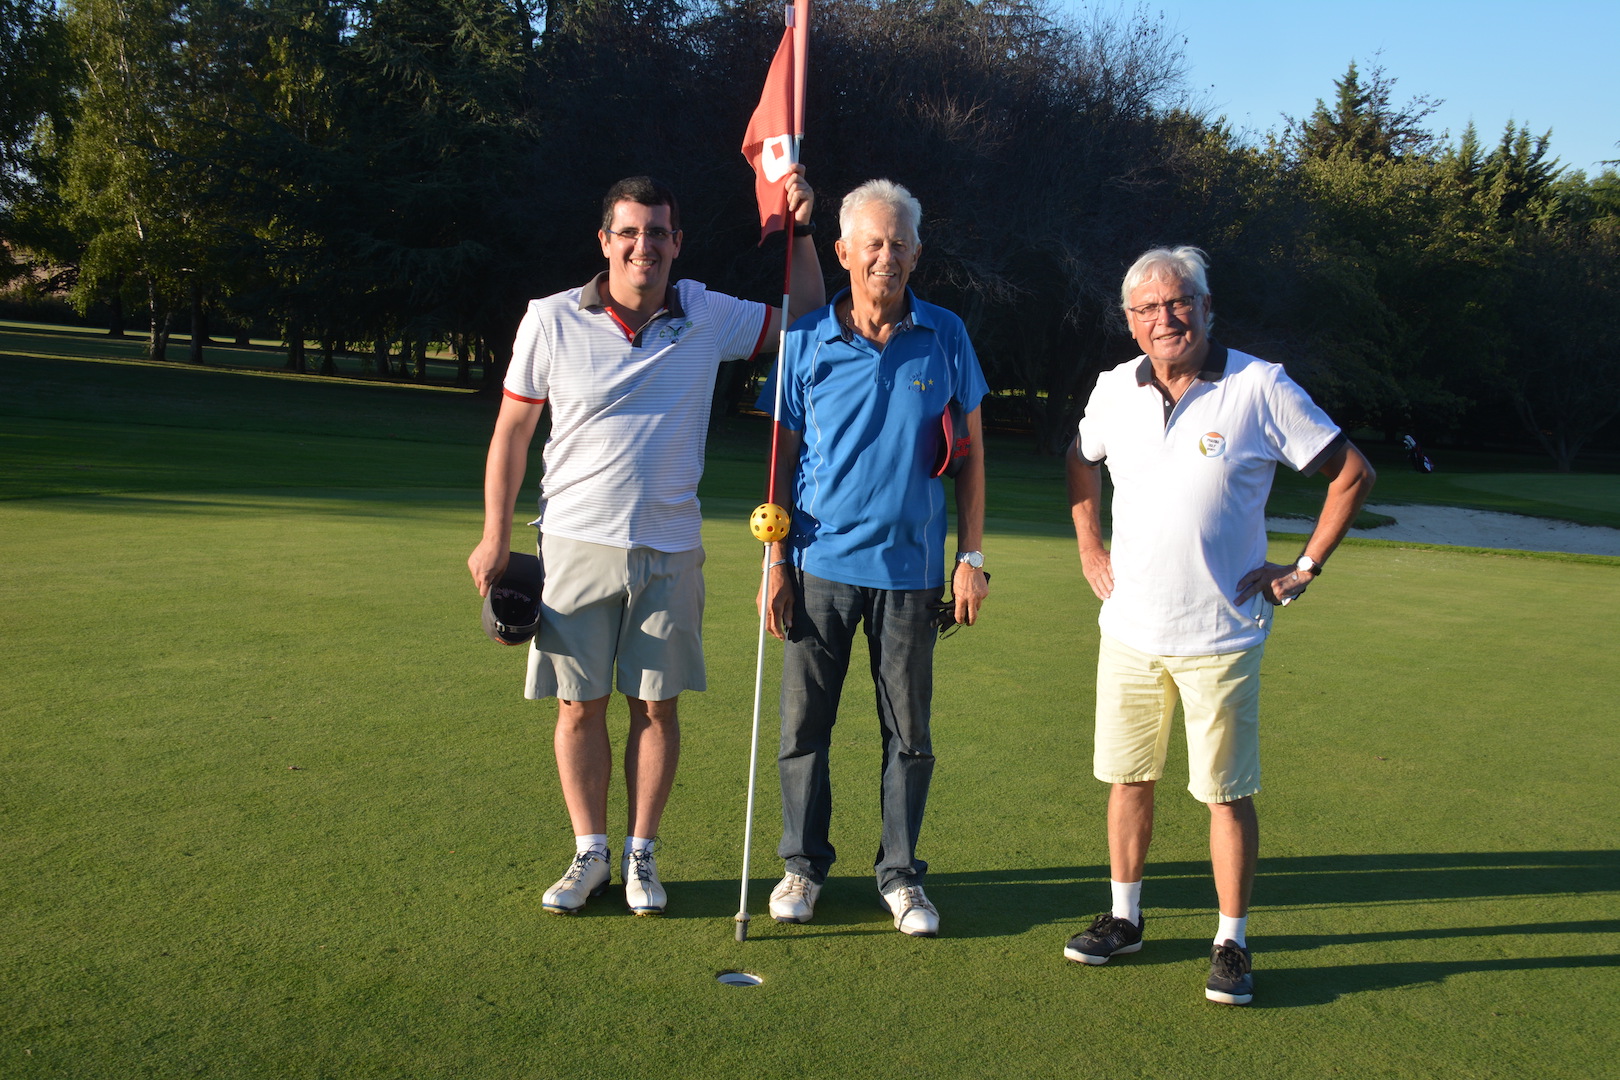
left=600, top=176, right=681, bottom=233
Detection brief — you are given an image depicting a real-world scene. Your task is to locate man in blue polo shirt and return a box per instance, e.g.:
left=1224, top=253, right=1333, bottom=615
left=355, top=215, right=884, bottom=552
left=1063, top=245, right=1375, bottom=1004
left=755, top=179, right=990, bottom=937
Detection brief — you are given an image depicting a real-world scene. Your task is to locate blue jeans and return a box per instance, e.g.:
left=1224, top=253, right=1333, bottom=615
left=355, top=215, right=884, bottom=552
left=777, top=572, right=938, bottom=894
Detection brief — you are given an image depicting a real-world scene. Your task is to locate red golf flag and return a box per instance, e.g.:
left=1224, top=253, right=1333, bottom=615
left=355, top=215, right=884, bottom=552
left=741, top=26, right=796, bottom=242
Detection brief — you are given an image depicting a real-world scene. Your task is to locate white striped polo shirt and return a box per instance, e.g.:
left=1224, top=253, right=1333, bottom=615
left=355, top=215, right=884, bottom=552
left=504, top=274, right=770, bottom=552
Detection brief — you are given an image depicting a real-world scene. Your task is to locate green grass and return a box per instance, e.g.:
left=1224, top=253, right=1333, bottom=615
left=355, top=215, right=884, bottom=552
left=0, top=319, right=473, bottom=383
left=1266, top=444, right=1620, bottom=529
left=2, top=333, right=1618, bottom=1078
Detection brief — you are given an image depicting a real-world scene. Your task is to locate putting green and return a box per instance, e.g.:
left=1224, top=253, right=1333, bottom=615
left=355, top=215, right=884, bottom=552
left=2, top=342, right=1617, bottom=1078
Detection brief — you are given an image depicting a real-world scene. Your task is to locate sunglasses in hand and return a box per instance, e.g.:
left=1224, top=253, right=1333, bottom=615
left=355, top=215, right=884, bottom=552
left=931, top=571, right=990, bottom=639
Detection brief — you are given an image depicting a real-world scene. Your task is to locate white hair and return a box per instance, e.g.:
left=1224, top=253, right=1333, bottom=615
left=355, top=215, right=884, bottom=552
left=1120, top=246, right=1211, bottom=311
left=839, top=179, right=922, bottom=246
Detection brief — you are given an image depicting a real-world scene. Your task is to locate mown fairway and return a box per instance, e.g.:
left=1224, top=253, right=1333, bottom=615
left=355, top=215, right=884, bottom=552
left=3, top=332, right=1617, bottom=1079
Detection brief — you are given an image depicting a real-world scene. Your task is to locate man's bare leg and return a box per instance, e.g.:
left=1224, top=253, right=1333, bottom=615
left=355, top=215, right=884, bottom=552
left=541, top=695, right=616, bottom=913
left=624, top=695, right=680, bottom=839
left=1206, top=795, right=1258, bottom=1004
left=1209, top=795, right=1258, bottom=918
left=1108, top=780, right=1156, bottom=883
left=1064, top=780, right=1157, bottom=962
left=555, top=695, right=612, bottom=836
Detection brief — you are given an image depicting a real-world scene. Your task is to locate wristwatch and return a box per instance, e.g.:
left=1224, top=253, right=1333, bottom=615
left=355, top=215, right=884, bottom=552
left=1296, top=554, right=1324, bottom=575
left=956, top=550, right=984, bottom=569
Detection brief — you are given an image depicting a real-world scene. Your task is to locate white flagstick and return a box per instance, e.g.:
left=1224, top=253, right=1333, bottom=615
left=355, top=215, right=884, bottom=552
left=735, top=552, right=771, bottom=940
left=736, top=208, right=797, bottom=946
left=736, top=0, right=807, bottom=945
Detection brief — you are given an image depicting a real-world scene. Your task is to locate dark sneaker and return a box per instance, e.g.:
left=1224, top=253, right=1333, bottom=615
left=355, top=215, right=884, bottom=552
left=1063, top=913, right=1145, bottom=965
left=1205, top=940, right=1253, bottom=1005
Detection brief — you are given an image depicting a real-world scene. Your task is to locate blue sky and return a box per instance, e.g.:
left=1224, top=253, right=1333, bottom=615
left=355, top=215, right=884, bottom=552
left=1106, top=0, right=1617, bottom=176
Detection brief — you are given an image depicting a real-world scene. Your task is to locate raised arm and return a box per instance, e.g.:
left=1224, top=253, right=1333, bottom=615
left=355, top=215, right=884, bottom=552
left=761, top=166, right=827, bottom=345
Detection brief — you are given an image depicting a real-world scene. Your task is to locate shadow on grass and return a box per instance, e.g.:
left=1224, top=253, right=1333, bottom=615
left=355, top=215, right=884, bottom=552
left=661, top=850, right=1618, bottom=1002
left=651, top=879, right=902, bottom=937
left=661, top=848, right=1618, bottom=923
left=1056, top=931, right=1620, bottom=1008
left=1257, top=952, right=1620, bottom=1008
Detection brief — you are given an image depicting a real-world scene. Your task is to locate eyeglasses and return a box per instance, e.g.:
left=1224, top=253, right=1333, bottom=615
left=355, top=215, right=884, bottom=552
left=931, top=571, right=991, bottom=639
left=605, top=226, right=679, bottom=244
left=1126, top=295, right=1199, bottom=321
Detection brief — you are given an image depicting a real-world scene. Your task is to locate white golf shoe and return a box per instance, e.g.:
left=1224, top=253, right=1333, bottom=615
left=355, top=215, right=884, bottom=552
left=542, top=850, right=610, bottom=914
left=882, top=883, right=940, bottom=937
left=768, top=872, right=822, bottom=923
left=622, top=848, right=666, bottom=916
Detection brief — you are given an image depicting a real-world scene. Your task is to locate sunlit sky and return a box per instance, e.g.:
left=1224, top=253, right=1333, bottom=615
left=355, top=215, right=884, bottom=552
left=1080, top=0, right=1618, bottom=176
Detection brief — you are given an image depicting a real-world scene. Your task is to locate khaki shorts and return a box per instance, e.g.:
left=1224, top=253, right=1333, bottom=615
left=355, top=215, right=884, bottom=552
left=1092, top=633, right=1263, bottom=804
left=525, top=534, right=706, bottom=702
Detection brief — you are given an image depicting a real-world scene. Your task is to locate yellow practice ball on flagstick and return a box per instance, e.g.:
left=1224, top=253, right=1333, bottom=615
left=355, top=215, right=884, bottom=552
left=750, top=503, right=791, bottom=543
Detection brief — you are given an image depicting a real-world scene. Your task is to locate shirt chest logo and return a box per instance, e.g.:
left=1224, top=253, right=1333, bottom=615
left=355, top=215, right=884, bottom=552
left=653, top=319, right=693, bottom=344
left=1198, top=432, right=1227, bottom=457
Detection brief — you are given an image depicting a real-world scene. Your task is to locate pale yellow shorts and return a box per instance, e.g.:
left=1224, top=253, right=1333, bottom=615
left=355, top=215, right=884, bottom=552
left=1093, top=633, right=1264, bottom=804
left=525, top=534, right=706, bottom=703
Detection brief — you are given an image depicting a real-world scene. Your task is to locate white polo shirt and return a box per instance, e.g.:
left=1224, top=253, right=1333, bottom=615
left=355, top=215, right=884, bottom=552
left=504, top=275, right=770, bottom=552
left=1076, top=343, right=1345, bottom=656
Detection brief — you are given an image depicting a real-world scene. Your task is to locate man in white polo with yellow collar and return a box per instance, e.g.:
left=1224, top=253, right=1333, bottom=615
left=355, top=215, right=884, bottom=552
left=1063, top=245, right=1375, bottom=1005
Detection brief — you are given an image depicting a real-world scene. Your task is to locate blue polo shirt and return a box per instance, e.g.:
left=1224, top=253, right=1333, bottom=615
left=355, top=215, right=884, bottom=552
left=756, top=289, right=989, bottom=591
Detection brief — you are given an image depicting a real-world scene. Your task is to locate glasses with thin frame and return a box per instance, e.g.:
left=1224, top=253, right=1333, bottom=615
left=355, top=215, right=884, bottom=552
left=604, top=226, right=680, bottom=244
left=1126, top=295, right=1199, bottom=321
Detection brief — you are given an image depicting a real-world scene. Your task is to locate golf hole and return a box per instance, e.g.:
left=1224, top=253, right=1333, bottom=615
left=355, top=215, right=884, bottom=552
left=716, top=970, right=764, bottom=987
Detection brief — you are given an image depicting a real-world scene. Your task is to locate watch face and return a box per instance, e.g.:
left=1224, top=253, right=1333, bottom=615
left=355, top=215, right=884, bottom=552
left=959, top=551, right=984, bottom=569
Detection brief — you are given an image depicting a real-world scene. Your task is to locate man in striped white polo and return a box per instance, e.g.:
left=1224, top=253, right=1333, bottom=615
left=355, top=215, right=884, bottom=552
left=469, top=173, right=824, bottom=916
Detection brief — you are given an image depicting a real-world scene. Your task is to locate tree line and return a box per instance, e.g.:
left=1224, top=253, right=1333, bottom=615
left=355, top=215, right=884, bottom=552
left=3, top=0, right=1618, bottom=467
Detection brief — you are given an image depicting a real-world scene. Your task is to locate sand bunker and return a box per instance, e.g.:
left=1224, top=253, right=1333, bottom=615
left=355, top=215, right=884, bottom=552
left=1266, top=503, right=1620, bottom=557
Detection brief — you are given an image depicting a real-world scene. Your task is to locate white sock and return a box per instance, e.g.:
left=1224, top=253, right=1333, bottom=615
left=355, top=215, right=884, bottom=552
left=575, top=834, right=609, bottom=859
left=625, top=835, right=655, bottom=857
left=1110, top=879, right=1143, bottom=924
left=1215, top=913, right=1247, bottom=948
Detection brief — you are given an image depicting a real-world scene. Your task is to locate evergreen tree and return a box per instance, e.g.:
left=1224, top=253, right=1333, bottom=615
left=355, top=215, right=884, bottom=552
left=1291, top=58, right=1439, bottom=163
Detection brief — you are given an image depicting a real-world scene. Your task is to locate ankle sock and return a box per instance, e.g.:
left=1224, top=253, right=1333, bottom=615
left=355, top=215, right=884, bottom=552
left=624, top=835, right=655, bottom=857
left=575, top=834, right=609, bottom=859
left=1215, top=913, right=1247, bottom=948
left=1110, top=879, right=1143, bottom=924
